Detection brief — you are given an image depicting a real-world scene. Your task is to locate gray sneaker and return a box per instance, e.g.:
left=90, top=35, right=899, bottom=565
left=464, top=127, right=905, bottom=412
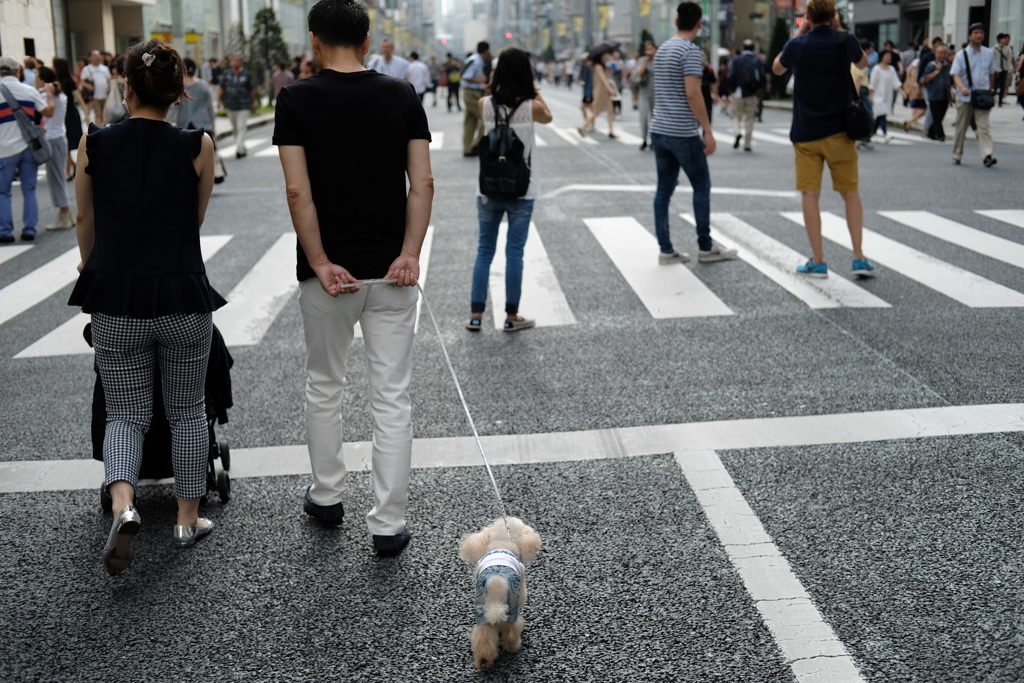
left=698, top=240, right=739, bottom=263
left=658, top=250, right=691, bottom=265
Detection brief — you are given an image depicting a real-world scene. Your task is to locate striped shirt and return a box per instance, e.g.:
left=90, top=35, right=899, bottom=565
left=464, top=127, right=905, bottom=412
left=367, top=55, right=410, bottom=80
left=650, top=37, right=703, bottom=138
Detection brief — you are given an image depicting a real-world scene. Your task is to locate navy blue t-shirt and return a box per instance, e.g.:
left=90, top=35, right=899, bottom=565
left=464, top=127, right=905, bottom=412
left=779, top=27, right=863, bottom=143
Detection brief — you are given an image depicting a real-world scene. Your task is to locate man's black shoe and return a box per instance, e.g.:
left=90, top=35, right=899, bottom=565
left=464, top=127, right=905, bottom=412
left=0, top=235, right=15, bottom=244
left=733, top=134, right=741, bottom=149
left=236, top=151, right=247, bottom=159
left=20, top=232, right=35, bottom=242
left=303, top=486, right=345, bottom=527
left=373, top=528, right=412, bottom=557
left=984, top=155, right=997, bottom=168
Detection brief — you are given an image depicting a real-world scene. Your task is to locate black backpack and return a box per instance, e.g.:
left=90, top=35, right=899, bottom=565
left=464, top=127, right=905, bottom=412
left=478, top=100, right=531, bottom=199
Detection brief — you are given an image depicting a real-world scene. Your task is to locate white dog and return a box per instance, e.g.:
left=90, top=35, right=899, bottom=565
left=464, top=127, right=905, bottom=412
left=458, top=516, right=542, bottom=670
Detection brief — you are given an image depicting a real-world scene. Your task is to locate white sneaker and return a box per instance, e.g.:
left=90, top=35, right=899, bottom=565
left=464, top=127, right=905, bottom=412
left=45, top=213, right=75, bottom=230
left=698, top=240, right=739, bottom=263
left=658, top=250, right=691, bottom=265
left=883, top=133, right=893, bottom=143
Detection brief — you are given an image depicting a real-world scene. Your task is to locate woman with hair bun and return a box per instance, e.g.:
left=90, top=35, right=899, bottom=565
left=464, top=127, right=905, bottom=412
left=69, top=40, right=224, bottom=577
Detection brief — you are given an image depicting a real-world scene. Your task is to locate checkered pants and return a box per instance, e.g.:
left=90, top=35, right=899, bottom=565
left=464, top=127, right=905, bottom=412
left=91, top=313, right=213, bottom=499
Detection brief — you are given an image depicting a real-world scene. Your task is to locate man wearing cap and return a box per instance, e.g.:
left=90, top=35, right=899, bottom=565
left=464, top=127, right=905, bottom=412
left=950, top=23, right=997, bottom=167
left=0, top=56, right=55, bottom=243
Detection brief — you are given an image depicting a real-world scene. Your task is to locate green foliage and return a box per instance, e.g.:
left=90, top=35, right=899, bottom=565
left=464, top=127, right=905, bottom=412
left=226, top=22, right=248, bottom=61
left=541, top=44, right=555, bottom=62
left=767, top=16, right=790, bottom=98
left=249, top=7, right=289, bottom=90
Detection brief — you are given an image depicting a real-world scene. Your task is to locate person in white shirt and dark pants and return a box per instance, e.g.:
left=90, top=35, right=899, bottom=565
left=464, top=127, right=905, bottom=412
left=950, top=23, right=997, bottom=167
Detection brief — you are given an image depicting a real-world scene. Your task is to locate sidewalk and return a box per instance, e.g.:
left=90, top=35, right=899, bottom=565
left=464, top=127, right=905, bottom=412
left=763, top=96, right=1024, bottom=145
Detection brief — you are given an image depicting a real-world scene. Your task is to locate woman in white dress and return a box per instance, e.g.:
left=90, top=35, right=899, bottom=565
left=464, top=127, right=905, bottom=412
left=869, top=50, right=902, bottom=141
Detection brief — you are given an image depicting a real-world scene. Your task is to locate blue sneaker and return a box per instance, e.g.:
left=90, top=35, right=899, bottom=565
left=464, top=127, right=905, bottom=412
left=796, top=259, right=828, bottom=278
left=851, top=258, right=876, bottom=278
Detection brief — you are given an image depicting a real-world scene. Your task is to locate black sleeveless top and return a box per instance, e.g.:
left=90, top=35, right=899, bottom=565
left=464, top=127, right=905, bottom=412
left=68, top=119, right=226, bottom=317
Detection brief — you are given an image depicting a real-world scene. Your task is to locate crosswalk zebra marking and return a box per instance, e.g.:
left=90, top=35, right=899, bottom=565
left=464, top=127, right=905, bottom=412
left=550, top=126, right=598, bottom=146
left=751, top=130, right=793, bottom=146
left=14, top=236, right=234, bottom=359
left=783, top=212, right=1024, bottom=308
left=543, top=184, right=798, bottom=200
left=976, top=210, right=1024, bottom=231
left=215, top=233, right=299, bottom=346
left=354, top=225, right=435, bottom=339
left=219, top=135, right=271, bottom=159
left=534, top=132, right=549, bottom=147
left=0, top=247, right=81, bottom=327
left=0, top=245, right=32, bottom=267
left=429, top=132, right=445, bottom=151
left=879, top=210, right=1024, bottom=270
left=584, top=216, right=734, bottom=318
left=683, top=213, right=891, bottom=309
left=489, top=222, right=577, bottom=329
left=255, top=145, right=279, bottom=157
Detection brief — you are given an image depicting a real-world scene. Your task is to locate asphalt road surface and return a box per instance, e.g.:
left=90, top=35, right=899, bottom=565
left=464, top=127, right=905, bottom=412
left=1, top=83, right=1022, bottom=682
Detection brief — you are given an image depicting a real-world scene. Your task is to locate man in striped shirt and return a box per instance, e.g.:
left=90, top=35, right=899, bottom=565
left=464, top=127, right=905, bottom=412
left=650, top=2, right=737, bottom=265
left=367, top=39, right=409, bottom=79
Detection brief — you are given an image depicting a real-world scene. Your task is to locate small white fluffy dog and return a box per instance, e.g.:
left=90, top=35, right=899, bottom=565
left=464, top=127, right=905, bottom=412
left=458, top=516, right=541, bottom=670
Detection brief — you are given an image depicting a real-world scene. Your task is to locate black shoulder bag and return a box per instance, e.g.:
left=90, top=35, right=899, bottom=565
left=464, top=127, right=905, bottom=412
left=963, top=50, right=995, bottom=110
left=837, top=32, right=873, bottom=140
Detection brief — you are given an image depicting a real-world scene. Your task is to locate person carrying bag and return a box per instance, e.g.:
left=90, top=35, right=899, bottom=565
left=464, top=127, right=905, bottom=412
left=837, top=32, right=873, bottom=140
left=0, top=83, right=52, bottom=165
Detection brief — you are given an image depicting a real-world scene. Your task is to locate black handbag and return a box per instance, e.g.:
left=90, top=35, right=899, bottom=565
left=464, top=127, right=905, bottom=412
left=963, top=50, right=995, bottom=110
left=837, top=32, right=873, bottom=140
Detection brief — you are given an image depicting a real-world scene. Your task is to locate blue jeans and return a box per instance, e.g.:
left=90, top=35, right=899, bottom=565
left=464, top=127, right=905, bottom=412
left=0, top=148, right=39, bottom=238
left=471, top=196, right=534, bottom=315
left=652, top=133, right=712, bottom=253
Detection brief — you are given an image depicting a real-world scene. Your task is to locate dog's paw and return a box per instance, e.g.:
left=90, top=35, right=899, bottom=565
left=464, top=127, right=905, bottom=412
left=474, top=654, right=495, bottom=671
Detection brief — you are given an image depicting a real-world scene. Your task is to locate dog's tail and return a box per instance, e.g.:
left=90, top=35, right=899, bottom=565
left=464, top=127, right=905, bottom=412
left=483, top=575, right=511, bottom=625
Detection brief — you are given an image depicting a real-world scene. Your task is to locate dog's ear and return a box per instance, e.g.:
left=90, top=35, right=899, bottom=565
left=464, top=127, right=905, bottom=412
left=512, top=519, right=541, bottom=564
left=458, top=529, right=489, bottom=565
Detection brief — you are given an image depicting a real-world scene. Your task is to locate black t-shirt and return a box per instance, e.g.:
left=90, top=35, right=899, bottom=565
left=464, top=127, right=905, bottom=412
left=780, top=27, right=863, bottom=143
left=273, top=69, right=431, bottom=281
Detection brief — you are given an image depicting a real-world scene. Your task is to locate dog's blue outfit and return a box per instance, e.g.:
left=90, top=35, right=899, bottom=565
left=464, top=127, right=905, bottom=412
left=473, top=549, right=526, bottom=625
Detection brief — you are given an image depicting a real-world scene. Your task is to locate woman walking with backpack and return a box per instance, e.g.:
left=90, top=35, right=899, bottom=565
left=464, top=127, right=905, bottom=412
left=467, top=48, right=552, bottom=333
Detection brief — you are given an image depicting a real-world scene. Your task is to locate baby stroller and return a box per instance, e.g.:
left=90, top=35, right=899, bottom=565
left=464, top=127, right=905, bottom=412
left=84, top=322, right=235, bottom=513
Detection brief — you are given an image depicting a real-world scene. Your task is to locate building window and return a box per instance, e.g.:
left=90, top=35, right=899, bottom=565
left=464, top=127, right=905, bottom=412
left=24, top=38, right=36, bottom=57
left=878, top=22, right=898, bottom=48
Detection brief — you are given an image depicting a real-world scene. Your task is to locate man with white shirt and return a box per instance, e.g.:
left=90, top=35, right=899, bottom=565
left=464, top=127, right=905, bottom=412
left=0, top=56, right=55, bottom=243
left=950, top=23, right=997, bottom=167
left=81, top=50, right=111, bottom=126
left=367, top=39, right=409, bottom=79
left=405, top=52, right=432, bottom=102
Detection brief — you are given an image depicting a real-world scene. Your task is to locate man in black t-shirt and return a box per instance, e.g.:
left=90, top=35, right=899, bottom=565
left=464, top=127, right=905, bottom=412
left=273, top=0, right=433, bottom=558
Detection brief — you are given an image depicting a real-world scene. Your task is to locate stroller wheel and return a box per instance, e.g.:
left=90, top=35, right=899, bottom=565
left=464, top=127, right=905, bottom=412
left=217, top=471, right=231, bottom=503
left=100, top=482, right=113, bottom=514
left=218, top=441, right=230, bottom=471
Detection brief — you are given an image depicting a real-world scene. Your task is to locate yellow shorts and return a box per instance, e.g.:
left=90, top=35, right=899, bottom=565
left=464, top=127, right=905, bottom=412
left=793, top=132, right=859, bottom=193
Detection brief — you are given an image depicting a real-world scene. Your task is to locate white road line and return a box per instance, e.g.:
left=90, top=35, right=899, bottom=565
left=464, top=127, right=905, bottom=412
left=0, top=247, right=81, bottom=327
left=751, top=130, right=794, bottom=146
left=220, top=135, right=271, bottom=159
left=601, top=128, right=644, bottom=145
left=977, top=209, right=1024, bottom=230
left=546, top=126, right=580, bottom=146
left=255, top=145, right=279, bottom=157
left=543, top=183, right=798, bottom=200
left=880, top=210, right=1024, bottom=270
left=355, top=225, right=434, bottom=339
left=215, top=233, right=298, bottom=346
left=533, top=131, right=549, bottom=147
left=0, top=244, right=32, bottom=267
left=676, top=451, right=865, bottom=682
left=429, top=132, right=445, bottom=151
left=584, top=216, right=733, bottom=318
left=683, top=213, right=890, bottom=309
left=15, top=236, right=234, bottom=358
left=4, top=402, right=1022, bottom=492
left=489, top=222, right=577, bottom=329
left=782, top=212, right=1024, bottom=308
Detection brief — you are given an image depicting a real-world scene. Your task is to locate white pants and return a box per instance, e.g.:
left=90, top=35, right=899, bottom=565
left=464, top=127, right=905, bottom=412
left=226, top=109, right=250, bottom=154
left=299, top=279, right=418, bottom=535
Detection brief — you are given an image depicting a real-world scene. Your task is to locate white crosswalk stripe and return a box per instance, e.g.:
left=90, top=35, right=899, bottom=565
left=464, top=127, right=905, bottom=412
left=879, top=211, right=1024, bottom=271
left=585, top=216, right=734, bottom=318
left=429, top=132, right=445, bottom=151
left=682, top=213, right=890, bottom=309
left=15, top=236, right=234, bottom=358
left=976, top=210, right=1024, bottom=230
left=782, top=211, right=1024, bottom=308
left=7, top=208, right=1024, bottom=358
left=215, top=233, right=298, bottom=346
left=489, top=222, right=576, bottom=329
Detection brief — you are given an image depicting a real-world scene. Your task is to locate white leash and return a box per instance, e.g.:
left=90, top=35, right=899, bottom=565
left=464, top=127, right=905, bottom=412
left=416, top=283, right=514, bottom=541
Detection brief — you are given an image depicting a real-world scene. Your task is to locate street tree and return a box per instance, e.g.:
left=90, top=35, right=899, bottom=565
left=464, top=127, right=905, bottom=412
left=767, top=16, right=790, bottom=99
left=249, top=7, right=289, bottom=94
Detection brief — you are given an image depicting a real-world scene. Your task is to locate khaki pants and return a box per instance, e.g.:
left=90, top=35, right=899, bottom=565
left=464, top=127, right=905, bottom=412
left=729, top=95, right=758, bottom=150
left=952, top=101, right=993, bottom=161
left=463, top=88, right=484, bottom=154
left=226, top=109, right=250, bottom=155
